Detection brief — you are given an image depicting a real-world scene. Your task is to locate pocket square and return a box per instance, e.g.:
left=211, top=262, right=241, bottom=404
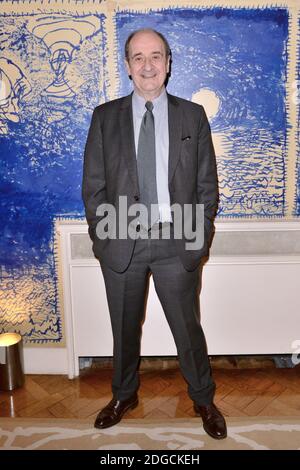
left=181, top=135, right=191, bottom=141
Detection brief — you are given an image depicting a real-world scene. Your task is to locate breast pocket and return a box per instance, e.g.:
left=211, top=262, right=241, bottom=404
left=180, top=137, right=197, bottom=169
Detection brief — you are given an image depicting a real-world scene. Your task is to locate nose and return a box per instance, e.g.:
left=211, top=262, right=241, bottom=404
left=143, top=57, right=153, bottom=70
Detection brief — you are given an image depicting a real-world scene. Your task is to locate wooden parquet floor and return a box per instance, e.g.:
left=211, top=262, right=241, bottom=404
left=1, top=359, right=300, bottom=420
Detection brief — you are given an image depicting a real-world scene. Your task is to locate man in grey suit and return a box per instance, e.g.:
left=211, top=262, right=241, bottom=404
left=82, top=28, right=227, bottom=439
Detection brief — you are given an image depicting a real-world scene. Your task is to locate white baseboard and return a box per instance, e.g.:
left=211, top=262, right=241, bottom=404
left=23, top=347, right=69, bottom=375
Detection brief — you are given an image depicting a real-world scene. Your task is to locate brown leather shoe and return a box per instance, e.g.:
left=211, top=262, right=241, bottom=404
left=94, top=393, right=138, bottom=429
left=194, top=402, right=227, bottom=439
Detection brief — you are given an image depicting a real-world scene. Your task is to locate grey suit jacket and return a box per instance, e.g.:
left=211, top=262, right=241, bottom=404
left=82, top=92, right=219, bottom=272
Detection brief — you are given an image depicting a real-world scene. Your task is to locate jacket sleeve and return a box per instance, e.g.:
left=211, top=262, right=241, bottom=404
left=197, top=106, right=219, bottom=250
left=82, top=107, right=107, bottom=242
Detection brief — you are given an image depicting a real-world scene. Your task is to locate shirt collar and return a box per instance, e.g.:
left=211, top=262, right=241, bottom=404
left=132, top=88, right=167, bottom=115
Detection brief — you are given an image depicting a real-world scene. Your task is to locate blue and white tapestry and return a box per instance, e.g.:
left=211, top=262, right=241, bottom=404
left=0, top=0, right=299, bottom=344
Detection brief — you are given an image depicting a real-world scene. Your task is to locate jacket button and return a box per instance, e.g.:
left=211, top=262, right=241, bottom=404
left=134, top=195, right=139, bottom=201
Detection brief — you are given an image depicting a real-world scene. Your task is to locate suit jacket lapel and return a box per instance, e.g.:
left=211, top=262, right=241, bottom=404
left=167, top=93, right=182, bottom=184
left=119, top=93, right=140, bottom=194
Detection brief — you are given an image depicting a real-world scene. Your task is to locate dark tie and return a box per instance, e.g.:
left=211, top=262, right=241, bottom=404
left=137, top=101, right=159, bottom=229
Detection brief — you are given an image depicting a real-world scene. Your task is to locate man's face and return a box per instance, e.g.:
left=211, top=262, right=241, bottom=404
left=125, top=31, right=170, bottom=99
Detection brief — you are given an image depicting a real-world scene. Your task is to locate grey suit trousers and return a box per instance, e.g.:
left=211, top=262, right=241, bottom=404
left=100, top=224, right=216, bottom=405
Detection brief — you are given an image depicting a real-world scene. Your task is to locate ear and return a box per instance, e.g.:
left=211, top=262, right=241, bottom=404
left=166, top=55, right=170, bottom=74
left=124, top=59, right=131, bottom=76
